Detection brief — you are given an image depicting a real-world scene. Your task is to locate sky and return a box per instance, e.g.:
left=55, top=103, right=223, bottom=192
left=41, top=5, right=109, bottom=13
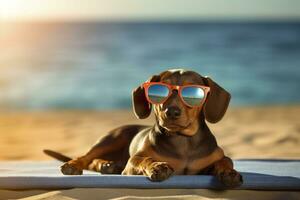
left=1, top=0, right=300, bottom=21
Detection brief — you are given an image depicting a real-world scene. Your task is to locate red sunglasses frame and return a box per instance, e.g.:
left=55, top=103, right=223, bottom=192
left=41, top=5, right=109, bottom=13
left=142, top=82, right=210, bottom=107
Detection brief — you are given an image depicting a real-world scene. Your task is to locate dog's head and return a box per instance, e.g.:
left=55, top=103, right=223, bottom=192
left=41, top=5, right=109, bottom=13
left=132, top=69, right=231, bottom=136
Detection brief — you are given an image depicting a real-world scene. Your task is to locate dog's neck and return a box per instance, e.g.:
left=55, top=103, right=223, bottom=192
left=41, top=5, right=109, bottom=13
left=150, top=118, right=218, bottom=158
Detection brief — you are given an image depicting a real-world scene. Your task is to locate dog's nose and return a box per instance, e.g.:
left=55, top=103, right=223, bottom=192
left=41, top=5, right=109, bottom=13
left=165, top=106, right=181, bottom=119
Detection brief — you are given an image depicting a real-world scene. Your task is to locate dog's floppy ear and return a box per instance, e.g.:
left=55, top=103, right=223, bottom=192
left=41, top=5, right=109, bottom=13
left=132, top=75, right=160, bottom=119
left=203, top=76, right=231, bottom=123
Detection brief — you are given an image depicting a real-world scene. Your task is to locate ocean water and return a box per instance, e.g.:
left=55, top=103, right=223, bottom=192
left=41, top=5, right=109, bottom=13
left=1, top=22, right=300, bottom=110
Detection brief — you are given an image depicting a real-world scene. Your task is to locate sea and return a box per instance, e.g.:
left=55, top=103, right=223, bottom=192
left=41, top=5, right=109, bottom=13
left=1, top=21, right=300, bottom=110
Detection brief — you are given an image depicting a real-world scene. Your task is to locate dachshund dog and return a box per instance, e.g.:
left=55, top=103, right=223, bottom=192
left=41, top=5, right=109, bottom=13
left=44, top=69, right=243, bottom=187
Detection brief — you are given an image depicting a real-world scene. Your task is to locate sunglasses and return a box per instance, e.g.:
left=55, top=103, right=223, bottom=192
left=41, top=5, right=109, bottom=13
left=143, top=82, right=210, bottom=107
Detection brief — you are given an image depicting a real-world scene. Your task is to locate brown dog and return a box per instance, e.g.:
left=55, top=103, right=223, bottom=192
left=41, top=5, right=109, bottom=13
left=44, top=69, right=243, bottom=187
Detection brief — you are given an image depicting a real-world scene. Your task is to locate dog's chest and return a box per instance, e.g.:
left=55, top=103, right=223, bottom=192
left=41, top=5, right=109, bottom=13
left=159, top=147, right=223, bottom=175
left=172, top=148, right=208, bottom=175
left=155, top=137, right=218, bottom=175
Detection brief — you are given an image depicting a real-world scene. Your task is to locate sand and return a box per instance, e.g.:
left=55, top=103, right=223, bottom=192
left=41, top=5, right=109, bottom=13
left=0, top=105, right=299, bottom=199
left=1, top=189, right=299, bottom=200
left=0, top=105, right=299, bottom=160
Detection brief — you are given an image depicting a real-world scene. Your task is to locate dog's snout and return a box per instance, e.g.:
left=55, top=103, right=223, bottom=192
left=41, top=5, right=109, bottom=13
left=165, top=106, right=181, bottom=119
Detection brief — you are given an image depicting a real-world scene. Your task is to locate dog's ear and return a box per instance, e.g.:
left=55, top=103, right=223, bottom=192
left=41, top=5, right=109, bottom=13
left=132, top=75, right=160, bottom=119
left=203, top=76, right=231, bottom=123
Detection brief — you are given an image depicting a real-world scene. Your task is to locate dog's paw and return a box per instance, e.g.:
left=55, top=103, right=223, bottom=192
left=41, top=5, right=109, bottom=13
left=61, top=162, right=83, bottom=175
left=217, top=169, right=243, bottom=188
left=146, top=162, right=174, bottom=182
left=98, top=161, right=122, bottom=174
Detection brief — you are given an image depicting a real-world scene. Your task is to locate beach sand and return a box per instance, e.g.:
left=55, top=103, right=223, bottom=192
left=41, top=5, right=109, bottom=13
left=0, top=105, right=299, bottom=160
left=0, top=105, right=299, bottom=199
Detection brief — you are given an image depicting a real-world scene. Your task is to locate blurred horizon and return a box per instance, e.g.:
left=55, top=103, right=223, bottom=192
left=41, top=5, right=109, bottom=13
left=2, top=19, right=300, bottom=23
left=1, top=1, right=300, bottom=110
left=1, top=0, right=300, bottom=22
left=1, top=21, right=300, bottom=110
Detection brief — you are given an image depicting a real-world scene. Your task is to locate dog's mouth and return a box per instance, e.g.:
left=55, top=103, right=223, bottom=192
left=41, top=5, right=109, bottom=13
left=160, top=121, right=191, bottom=132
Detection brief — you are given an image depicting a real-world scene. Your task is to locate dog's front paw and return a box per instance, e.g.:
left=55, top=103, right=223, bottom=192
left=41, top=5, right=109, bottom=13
left=61, top=162, right=83, bottom=175
left=217, top=169, right=243, bottom=188
left=146, top=162, right=174, bottom=182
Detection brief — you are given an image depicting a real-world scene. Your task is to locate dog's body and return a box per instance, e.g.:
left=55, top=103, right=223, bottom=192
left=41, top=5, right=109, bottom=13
left=44, top=69, right=243, bottom=187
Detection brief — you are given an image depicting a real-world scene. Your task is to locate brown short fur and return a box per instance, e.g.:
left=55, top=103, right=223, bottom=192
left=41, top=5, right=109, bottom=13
left=44, top=69, right=243, bottom=187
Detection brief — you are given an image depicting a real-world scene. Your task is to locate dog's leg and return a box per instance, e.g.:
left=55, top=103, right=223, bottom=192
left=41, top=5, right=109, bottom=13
left=60, top=138, right=126, bottom=175
left=122, top=155, right=174, bottom=182
left=88, top=159, right=123, bottom=174
left=61, top=142, right=123, bottom=175
left=61, top=125, right=145, bottom=175
left=210, top=156, right=243, bottom=187
left=60, top=155, right=91, bottom=175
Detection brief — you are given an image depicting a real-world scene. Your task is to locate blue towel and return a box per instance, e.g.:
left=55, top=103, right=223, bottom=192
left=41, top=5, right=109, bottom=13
left=0, top=160, right=299, bottom=190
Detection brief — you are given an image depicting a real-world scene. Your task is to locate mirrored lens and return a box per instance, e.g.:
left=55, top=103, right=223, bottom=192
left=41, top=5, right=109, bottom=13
left=148, top=84, right=169, bottom=103
left=181, top=86, right=205, bottom=106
